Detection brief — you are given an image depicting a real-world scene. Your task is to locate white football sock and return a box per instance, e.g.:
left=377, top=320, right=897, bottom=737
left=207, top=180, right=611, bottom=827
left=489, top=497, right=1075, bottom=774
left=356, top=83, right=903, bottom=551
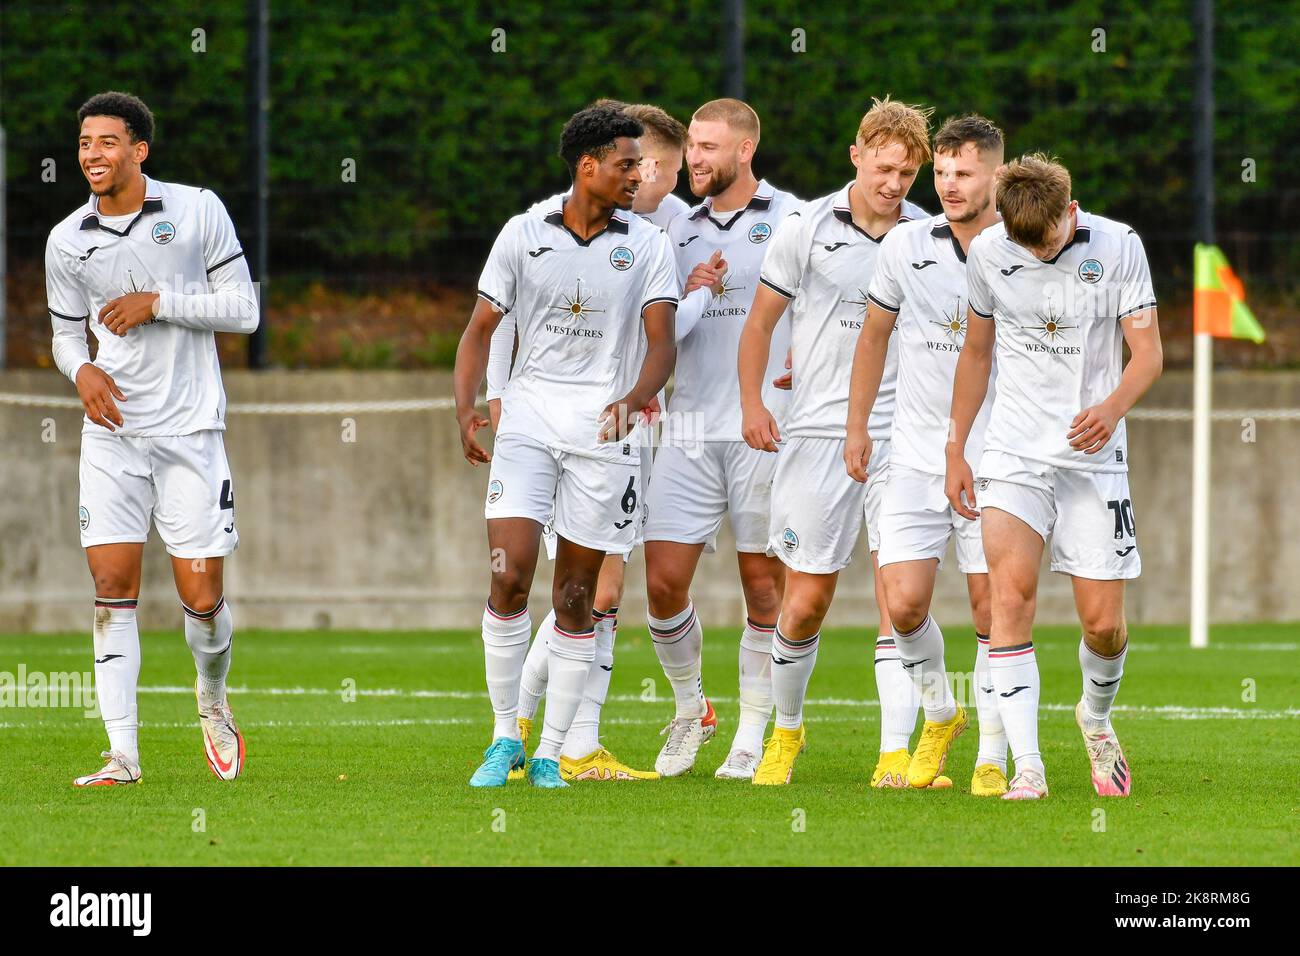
left=481, top=602, right=532, bottom=740
left=517, top=608, right=555, bottom=722
left=648, top=602, right=706, bottom=719
left=93, top=598, right=141, bottom=764
left=534, top=622, right=595, bottom=762
left=183, top=596, right=234, bottom=710
left=771, top=621, right=819, bottom=730
left=974, top=632, right=1008, bottom=772
left=988, top=641, right=1043, bottom=775
left=1079, top=637, right=1127, bottom=729
left=874, top=633, right=919, bottom=752
left=895, top=615, right=957, bottom=723
left=734, top=618, right=774, bottom=755
left=562, top=606, right=617, bottom=760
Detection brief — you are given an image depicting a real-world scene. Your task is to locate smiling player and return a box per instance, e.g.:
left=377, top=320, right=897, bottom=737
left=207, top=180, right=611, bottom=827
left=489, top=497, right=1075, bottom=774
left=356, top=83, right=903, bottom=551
left=946, top=154, right=1163, bottom=800
left=454, top=104, right=678, bottom=789
left=46, top=92, right=259, bottom=786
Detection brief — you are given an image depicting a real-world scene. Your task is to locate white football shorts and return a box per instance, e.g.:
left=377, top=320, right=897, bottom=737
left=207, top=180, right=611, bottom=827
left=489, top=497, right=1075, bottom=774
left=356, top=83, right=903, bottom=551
left=78, top=429, right=239, bottom=559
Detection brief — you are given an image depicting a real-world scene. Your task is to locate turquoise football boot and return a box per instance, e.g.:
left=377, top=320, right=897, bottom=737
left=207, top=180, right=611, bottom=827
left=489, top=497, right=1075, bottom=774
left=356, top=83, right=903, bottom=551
left=469, top=737, right=526, bottom=787
left=525, top=757, right=568, bottom=789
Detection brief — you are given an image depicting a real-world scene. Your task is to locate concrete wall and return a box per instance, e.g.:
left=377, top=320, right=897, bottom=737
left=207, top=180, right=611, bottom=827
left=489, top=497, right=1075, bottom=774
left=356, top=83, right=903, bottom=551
left=2, top=369, right=1297, bottom=634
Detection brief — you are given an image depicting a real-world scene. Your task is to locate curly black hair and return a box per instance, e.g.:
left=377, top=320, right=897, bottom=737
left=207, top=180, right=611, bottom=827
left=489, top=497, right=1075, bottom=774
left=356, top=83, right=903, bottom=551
left=78, top=91, right=155, bottom=145
left=558, top=104, right=643, bottom=177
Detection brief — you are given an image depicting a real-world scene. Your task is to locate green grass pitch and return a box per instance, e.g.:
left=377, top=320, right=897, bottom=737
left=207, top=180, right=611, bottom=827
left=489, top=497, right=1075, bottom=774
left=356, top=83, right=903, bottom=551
left=1, top=624, right=1296, bottom=866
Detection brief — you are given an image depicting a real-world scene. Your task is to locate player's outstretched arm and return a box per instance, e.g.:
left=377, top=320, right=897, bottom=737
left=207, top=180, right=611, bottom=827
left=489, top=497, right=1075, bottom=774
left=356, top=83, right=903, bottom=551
left=1068, top=308, right=1163, bottom=454
left=454, top=296, right=505, bottom=465
left=844, top=302, right=897, bottom=482
left=738, top=283, right=787, bottom=452
left=599, top=300, right=676, bottom=443
left=945, top=308, right=994, bottom=519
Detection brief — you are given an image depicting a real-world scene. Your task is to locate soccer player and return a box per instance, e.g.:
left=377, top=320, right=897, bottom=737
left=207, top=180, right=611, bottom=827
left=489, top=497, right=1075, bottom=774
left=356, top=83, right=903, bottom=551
left=945, top=154, right=1162, bottom=799
left=484, top=102, right=690, bottom=782
left=846, top=114, right=1009, bottom=794
left=642, top=98, right=802, bottom=780
left=454, top=104, right=679, bottom=789
left=45, top=92, right=258, bottom=786
left=738, top=97, right=933, bottom=785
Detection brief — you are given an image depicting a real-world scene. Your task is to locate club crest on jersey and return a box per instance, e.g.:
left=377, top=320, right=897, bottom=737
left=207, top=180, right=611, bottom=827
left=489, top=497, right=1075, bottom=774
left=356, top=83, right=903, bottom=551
left=486, top=479, right=504, bottom=504
left=781, top=527, right=799, bottom=554
left=748, top=222, right=772, bottom=244
left=151, top=221, right=176, bottom=244
left=1078, top=258, right=1103, bottom=283
left=609, top=246, right=634, bottom=271
left=79, top=506, right=90, bottom=531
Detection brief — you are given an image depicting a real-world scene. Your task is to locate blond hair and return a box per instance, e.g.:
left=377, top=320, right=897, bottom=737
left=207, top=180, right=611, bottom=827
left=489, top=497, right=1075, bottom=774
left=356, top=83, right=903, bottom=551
left=692, top=98, right=760, bottom=144
left=856, top=96, right=934, bottom=166
left=997, top=153, right=1072, bottom=248
left=624, top=103, right=688, bottom=154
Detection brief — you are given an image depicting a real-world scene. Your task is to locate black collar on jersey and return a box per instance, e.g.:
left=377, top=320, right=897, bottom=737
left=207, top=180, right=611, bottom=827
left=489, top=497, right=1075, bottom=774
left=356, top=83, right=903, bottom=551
left=1043, top=225, right=1091, bottom=264
left=688, top=190, right=773, bottom=230
left=930, top=221, right=968, bottom=263
left=80, top=196, right=163, bottom=237
left=832, top=205, right=897, bottom=243
left=543, top=208, right=629, bottom=246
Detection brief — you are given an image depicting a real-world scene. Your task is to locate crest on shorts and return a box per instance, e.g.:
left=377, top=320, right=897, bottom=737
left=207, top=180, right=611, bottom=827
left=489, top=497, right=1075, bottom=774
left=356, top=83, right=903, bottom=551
left=151, top=221, right=176, bottom=244
left=781, top=527, right=799, bottom=554
left=748, top=222, right=772, bottom=244
left=609, top=246, right=634, bottom=271
left=486, top=479, right=504, bottom=504
left=79, top=506, right=90, bottom=531
left=1078, top=258, right=1103, bottom=284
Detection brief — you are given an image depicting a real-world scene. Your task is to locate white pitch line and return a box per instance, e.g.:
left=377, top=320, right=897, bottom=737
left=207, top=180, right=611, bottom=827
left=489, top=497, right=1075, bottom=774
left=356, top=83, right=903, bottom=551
left=26, top=684, right=1284, bottom=721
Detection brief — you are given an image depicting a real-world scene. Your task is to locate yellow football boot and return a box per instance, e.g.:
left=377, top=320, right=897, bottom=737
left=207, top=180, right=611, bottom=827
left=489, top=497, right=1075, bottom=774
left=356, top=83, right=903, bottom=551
left=971, top=762, right=1009, bottom=796
left=560, top=748, right=660, bottom=781
left=752, top=725, right=806, bottom=786
left=872, top=748, right=951, bottom=789
left=507, top=717, right=532, bottom=781
left=907, top=705, right=968, bottom=788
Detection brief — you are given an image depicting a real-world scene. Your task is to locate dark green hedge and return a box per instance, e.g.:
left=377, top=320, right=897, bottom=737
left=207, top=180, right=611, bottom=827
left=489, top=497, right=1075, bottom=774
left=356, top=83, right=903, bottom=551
left=3, top=0, right=1296, bottom=286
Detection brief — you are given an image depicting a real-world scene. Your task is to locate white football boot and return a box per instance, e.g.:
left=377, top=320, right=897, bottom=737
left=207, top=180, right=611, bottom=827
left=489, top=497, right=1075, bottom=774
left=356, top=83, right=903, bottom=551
left=74, top=751, right=141, bottom=787
left=654, top=699, right=717, bottom=777
left=196, top=681, right=245, bottom=781
left=714, top=748, right=761, bottom=780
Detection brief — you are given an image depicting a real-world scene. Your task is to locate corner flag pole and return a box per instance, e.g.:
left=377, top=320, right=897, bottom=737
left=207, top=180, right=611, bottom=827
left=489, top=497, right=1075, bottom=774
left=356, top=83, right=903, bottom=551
left=1190, top=0, right=1215, bottom=649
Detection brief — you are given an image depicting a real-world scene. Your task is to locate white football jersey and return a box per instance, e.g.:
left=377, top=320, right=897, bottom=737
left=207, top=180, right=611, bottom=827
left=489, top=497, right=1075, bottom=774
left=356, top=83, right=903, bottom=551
left=45, top=176, right=253, bottom=436
left=966, top=210, right=1157, bottom=473
left=662, top=179, right=802, bottom=443
left=644, top=192, right=690, bottom=230
left=757, top=183, right=927, bottom=440
left=868, top=214, right=996, bottom=474
left=486, top=191, right=689, bottom=400
left=477, top=197, right=679, bottom=464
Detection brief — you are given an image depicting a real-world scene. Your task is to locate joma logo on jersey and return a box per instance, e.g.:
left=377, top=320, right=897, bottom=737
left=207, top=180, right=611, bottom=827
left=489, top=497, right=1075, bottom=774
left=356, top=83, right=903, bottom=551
left=609, top=246, right=634, bottom=271
left=151, top=221, right=175, bottom=244
left=748, top=222, right=771, bottom=243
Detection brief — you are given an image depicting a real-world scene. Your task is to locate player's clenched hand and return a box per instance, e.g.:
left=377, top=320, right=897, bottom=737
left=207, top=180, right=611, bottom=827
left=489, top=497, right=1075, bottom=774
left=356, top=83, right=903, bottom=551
left=75, top=364, right=127, bottom=432
left=597, top=396, right=639, bottom=443
left=639, top=394, right=662, bottom=427
left=684, top=250, right=726, bottom=295
left=844, top=430, right=872, bottom=483
left=1067, top=401, right=1120, bottom=454
left=772, top=348, right=793, bottom=390
left=99, top=291, right=160, bottom=337
left=741, top=402, right=781, bottom=453
left=945, top=451, right=979, bottom=520
left=458, top=408, right=491, bottom=465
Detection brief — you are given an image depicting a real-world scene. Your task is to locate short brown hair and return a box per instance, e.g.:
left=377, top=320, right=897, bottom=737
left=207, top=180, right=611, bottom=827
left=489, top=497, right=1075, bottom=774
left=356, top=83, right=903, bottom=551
left=997, top=153, right=1072, bottom=248
left=624, top=103, right=687, bottom=154
left=692, top=98, right=760, bottom=144
left=934, top=113, right=1004, bottom=159
left=856, top=96, right=933, bottom=166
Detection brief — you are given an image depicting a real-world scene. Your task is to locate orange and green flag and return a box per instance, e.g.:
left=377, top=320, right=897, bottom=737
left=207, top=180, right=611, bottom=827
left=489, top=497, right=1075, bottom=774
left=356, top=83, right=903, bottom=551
left=1194, top=243, right=1265, bottom=343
